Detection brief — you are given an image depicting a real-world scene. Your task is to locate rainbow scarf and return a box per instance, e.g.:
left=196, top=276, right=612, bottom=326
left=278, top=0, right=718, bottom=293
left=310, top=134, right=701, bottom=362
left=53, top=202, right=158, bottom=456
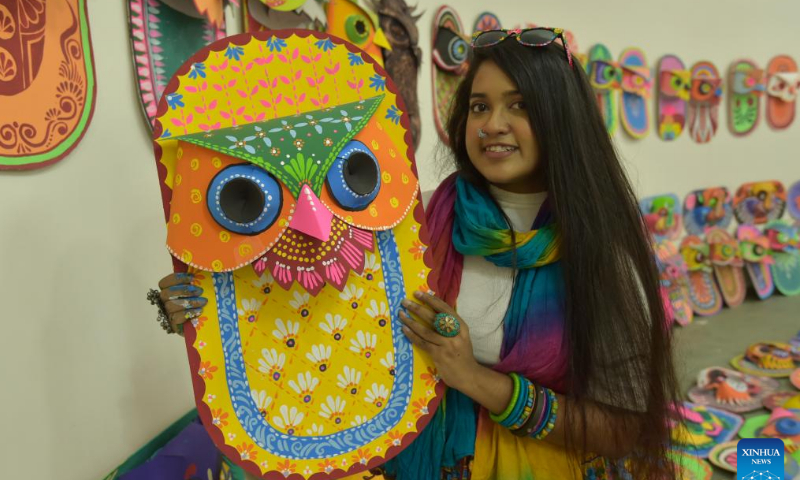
left=383, top=174, right=579, bottom=479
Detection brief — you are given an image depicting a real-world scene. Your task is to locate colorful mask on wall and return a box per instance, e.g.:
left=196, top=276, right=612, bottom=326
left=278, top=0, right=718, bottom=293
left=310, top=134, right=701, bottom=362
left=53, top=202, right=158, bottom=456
left=706, top=227, right=745, bottom=308
left=588, top=44, right=620, bottom=136
left=670, top=402, right=743, bottom=458
left=733, top=181, right=787, bottom=225
left=472, top=11, right=500, bottom=33
left=128, top=0, right=227, bottom=130
left=683, top=187, right=733, bottom=236
left=377, top=0, right=422, bottom=149
left=764, top=220, right=800, bottom=296
left=654, top=240, right=693, bottom=326
left=618, top=47, right=651, bottom=139
left=0, top=0, right=97, bottom=170
left=728, top=59, right=765, bottom=136
left=732, top=342, right=799, bottom=377
left=765, top=55, right=798, bottom=130
left=680, top=235, right=723, bottom=316
left=244, top=0, right=327, bottom=32
left=326, top=0, right=391, bottom=67
left=736, top=225, right=775, bottom=300
left=151, top=31, right=442, bottom=479
left=687, top=61, right=722, bottom=144
left=656, top=55, right=690, bottom=141
left=688, top=367, right=779, bottom=413
left=788, top=180, right=800, bottom=226
left=640, top=194, right=683, bottom=241
left=431, top=5, right=468, bottom=144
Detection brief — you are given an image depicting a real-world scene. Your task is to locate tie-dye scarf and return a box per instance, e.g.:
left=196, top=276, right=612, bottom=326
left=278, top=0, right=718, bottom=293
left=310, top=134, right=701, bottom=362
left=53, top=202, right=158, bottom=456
left=383, top=173, right=579, bottom=479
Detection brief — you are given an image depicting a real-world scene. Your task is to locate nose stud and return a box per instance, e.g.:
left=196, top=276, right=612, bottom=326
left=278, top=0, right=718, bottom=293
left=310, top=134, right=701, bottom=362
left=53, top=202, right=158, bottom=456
left=477, top=128, right=487, bottom=139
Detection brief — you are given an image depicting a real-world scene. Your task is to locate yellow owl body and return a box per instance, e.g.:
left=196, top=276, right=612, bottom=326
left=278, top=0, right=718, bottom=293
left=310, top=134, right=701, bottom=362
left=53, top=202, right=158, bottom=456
left=153, top=30, right=442, bottom=479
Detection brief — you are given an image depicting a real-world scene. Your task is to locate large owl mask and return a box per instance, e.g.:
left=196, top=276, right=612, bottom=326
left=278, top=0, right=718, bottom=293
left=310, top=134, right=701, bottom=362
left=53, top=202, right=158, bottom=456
left=152, top=30, right=443, bottom=479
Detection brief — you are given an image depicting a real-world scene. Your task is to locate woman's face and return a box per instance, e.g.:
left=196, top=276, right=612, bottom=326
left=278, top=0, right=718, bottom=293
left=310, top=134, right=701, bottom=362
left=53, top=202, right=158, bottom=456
left=465, top=61, right=544, bottom=193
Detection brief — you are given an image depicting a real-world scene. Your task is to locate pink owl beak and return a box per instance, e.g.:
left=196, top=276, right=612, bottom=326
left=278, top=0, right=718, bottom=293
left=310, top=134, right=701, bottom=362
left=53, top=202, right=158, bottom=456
left=290, top=185, right=333, bottom=242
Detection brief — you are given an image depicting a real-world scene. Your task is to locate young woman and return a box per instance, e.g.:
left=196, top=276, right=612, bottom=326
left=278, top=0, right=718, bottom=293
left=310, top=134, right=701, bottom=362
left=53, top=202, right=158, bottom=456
left=157, top=28, right=678, bottom=480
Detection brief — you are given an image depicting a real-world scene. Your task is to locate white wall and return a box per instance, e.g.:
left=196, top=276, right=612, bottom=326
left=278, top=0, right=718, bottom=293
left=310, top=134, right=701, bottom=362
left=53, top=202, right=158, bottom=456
left=0, top=1, right=798, bottom=479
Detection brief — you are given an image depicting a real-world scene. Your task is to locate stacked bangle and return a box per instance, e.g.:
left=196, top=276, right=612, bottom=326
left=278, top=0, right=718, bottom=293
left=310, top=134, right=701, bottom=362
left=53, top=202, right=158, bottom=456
left=491, top=373, right=559, bottom=442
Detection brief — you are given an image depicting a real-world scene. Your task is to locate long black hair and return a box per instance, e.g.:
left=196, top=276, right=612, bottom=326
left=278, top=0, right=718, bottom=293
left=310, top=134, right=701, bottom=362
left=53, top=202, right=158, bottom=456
left=446, top=39, right=679, bottom=478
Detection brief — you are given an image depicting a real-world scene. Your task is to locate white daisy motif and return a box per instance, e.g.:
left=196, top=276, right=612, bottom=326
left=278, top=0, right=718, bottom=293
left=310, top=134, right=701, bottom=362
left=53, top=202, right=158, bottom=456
left=237, top=298, right=260, bottom=323
left=364, top=383, right=389, bottom=408
left=349, top=330, right=377, bottom=358
left=288, top=371, right=320, bottom=403
left=366, top=299, right=391, bottom=328
left=273, top=405, right=304, bottom=435
left=306, top=344, right=332, bottom=372
left=306, top=423, right=324, bottom=436
left=289, top=291, right=311, bottom=318
left=336, top=366, right=363, bottom=395
left=320, top=313, right=347, bottom=341
left=362, top=253, right=381, bottom=281
left=252, top=272, right=275, bottom=293
left=319, top=395, right=346, bottom=424
left=380, top=351, right=395, bottom=376
left=207, top=394, right=216, bottom=403
left=250, top=389, right=273, bottom=417
left=228, top=433, right=237, bottom=441
left=350, top=415, right=367, bottom=427
left=339, top=284, right=365, bottom=308
left=272, top=318, right=299, bottom=348
left=258, top=348, right=286, bottom=381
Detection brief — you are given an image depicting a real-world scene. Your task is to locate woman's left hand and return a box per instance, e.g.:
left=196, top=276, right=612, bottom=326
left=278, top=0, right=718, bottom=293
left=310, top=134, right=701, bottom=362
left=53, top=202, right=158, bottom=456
left=400, top=291, right=480, bottom=391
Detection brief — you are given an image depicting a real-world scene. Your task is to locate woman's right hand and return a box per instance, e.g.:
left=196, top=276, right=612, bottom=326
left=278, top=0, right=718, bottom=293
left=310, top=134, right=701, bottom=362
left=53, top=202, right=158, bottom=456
left=157, top=273, right=208, bottom=335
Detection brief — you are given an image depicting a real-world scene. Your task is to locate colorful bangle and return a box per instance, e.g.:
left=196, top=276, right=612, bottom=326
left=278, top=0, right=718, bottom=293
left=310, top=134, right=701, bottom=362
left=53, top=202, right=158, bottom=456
left=509, top=379, right=536, bottom=431
left=514, top=384, right=545, bottom=437
left=502, top=375, right=531, bottom=429
left=490, top=372, right=521, bottom=424
left=533, top=389, right=559, bottom=440
left=530, top=387, right=551, bottom=437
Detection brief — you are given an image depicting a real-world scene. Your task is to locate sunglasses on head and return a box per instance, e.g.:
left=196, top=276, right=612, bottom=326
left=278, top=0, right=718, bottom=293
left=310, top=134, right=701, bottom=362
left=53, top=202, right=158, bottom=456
left=470, top=27, right=574, bottom=69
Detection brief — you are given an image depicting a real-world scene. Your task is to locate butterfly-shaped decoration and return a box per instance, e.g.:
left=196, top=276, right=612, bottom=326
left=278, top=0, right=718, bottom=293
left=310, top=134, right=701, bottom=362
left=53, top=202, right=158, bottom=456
left=152, top=30, right=443, bottom=479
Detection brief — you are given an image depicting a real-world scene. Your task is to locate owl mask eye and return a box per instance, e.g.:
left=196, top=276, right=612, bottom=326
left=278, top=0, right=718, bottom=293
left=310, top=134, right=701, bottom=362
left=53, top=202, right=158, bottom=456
left=208, top=164, right=284, bottom=235
left=326, top=140, right=381, bottom=211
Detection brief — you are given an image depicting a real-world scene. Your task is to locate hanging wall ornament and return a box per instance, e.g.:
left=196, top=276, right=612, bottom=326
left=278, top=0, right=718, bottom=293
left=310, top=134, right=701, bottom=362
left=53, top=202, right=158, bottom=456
left=326, top=0, right=391, bottom=67
left=654, top=240, right=694, bottom=326
left=618, top=47, right=651, bottom=139
left=764, top=220, right=800, bottom=296
left=243, top=0, right=327, bottom=33
left=472, top=11, right=500, bottom=34
left=688, top=367, right=779, bottom=413
left=687, top=61, right=723, bottom=144
left=680, top=235, right=723, bottom=317
left=765, top=55, right=799, bottom=130
left=640, top=193, right=683, bottom=241
left=587, top=44, right=620, bottom=135
left=376, top=0, right=422, bottom=149
left=789, top=180, right=800, bottom=227
left=656, top=54, right=690, bottom=141
left=683, top=187, right=734, bottom=236
left=736, top=225, right=775, bottom=300
left=431, top=5, right=468, bottom=144
left=128, top=0, right=226, bottom=131
left=728, top=59, right=765, bottom=136
left=151, top=30, right=442, bottom=479
left=705, top=227, right=746, bottom=308
left=733, top=180, right=787, bottom=225
left=0, top=0, right=97, bottom=170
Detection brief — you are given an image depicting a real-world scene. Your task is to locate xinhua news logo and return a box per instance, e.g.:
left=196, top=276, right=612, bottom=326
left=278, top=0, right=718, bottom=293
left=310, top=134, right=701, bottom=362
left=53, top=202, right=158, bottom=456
left=737, top=438, right=784, bottom=480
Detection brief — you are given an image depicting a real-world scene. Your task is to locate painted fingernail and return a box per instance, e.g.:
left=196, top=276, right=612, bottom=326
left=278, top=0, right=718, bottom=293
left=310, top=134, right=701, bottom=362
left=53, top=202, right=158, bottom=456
left=402, top=326, right=410, bottom=334
left=176, top=273, right=194, bottom=281
left=414, top=291, right=423, bottom=299
left=401, top=299, right=412, bottom=308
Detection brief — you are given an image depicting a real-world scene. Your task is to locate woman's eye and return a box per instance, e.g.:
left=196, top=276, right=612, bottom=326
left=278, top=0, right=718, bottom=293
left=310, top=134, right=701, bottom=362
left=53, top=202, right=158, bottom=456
left=470, top=103, right=487, bottom=113
left=511, top=101, right=525, bottom=110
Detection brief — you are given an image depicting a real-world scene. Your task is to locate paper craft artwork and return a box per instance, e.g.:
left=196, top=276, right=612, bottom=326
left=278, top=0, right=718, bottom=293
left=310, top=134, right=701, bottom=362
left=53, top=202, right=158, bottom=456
left=670, top=402, right=743, bottom=458
left=731, top=342, right=799, bottom=377
left=680, top=235, right=723, bottom=316
left=683, top=187, right=733, bottom=236
left=766, top=55, right=799, bottom=130
left=326, top=0, right=391, bottom=67
left=707, top=441, right=738, bottom=472
left=587, top=44, right=619, bottom=136
left=640, top=194, right=683, bottom=241
left=687, top=61, right=722, bottom=144
left=739, top=408, right=800, bottom=463
left=733, top=181, right=787, bottom=225
left=376, top=0, right=422, bottom=149
left=129, top=0, right=226, bottom=130
left=666, top=450, right=713, bottom=480
left=656, top=54, right=690, bottom=141
left=763, top=392, right=800, bottom=411
left=728, top=59, right=765, bottom=136
left=688, top=367, right=779, bottom=413
left=618, top=47, right=651, bottom=139
left=151, top=30, right=443, bottom=479
left=788, top=180, right=800, bottom=226
left=431, top=5, right=468, bottom=144
left=472, top=11, right=500, bottom=33
left=243, top=0, right=327, bottom=33
left=706, top=227, right=746, bottom=308
left=793, top=368, right=800, bottom=390
left=0, top=0, right=96, bottom=170
left=736, top=225, right=775, bottom=300
left=654, top=240, right=693, bottom=326
left=764, top=220, right=800, bottom=296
